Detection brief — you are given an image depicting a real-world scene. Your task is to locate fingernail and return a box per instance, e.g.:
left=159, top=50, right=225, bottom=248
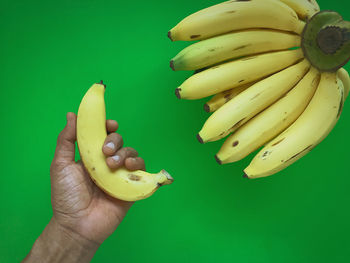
left=105, top=142, right=115, bottom=150
left=112, top=155, right=120, bottom=162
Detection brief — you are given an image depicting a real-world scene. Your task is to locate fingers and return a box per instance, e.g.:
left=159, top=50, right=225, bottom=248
left=52, top=113, right=77, bottom=168
left=106, top=147, right=138, bottom=169
left=104, top=120, right=146, bottom=171
left=107, top=120, right=118, bottom=133
left=102, top=133, right=124, bottom=156
left=125, top=157, right=146, bottom=171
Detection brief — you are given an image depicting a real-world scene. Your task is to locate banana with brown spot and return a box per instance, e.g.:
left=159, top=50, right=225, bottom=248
left=337, top=68, right=350, bottom=99
left=170, top=29, right=301, bottom=71
left=168, top=0, right=305, bottom=41
left=77, top=83, right=173, bottom=201
left=279, top=0, right=320, bottom=20
left=216, top=67, right=320, bottom=164
left=176, top=49, right=304, bottom=100
left=197, top=59, right=310, bottom=143
left=244, top=72, right=345, bottom=179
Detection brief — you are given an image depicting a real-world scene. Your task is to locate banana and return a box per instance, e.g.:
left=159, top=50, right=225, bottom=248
left=176, top=49, right=304, bottom=100
left=204, top=82, right=255, bottom=113
left=168, top=0, right=305, bottom=41
left=216, top=67, right=320, bottom=164
left=279, top=0, right=320, bottom=20
left=197, top=59, right=310, bottom=143
left=77, top=82, right=173, bottom=201
left=170, top=30, right=301, bottom=71
left=337, top=68, right=350, bottom=99
left=244, top=72, right=345, bottom=179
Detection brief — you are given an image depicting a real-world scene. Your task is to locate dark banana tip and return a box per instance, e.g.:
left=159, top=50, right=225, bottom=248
left=197, top=134, right=204, bottom=144
left=214, top=155, right=222, bottom=165
left=243, top=173, right=250, bottom=179
left=168, top=31, right=173, bottom=41
left=175, top=88, right=182, bottom=99
left=99, top=80, right=106, bottom=88
left=204, top=103, right=210, bottom=113
left=170, top=60, right=175, bottom=71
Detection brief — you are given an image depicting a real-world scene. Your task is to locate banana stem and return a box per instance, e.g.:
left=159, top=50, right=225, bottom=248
left=302, top=11, right=350, bottom=72
left=317, top=19, right=350, bottom=55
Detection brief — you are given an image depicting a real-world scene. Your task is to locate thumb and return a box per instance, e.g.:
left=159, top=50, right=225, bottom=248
left=52, top=112, right=77, bottom=168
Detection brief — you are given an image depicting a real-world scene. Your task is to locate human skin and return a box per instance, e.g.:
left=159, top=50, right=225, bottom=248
left=23, top=112, right=146, bottom=263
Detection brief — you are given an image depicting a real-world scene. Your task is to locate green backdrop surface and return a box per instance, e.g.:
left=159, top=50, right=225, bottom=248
left=0, top=0, right=349, bottom=262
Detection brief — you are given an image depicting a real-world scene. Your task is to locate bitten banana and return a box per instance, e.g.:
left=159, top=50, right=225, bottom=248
left=168, top=0, right=305, bottom=41
left=244, top=73, right=345, bottom=179
left=197, top=59, right=310, bottom=143
left=170, top=30, right=301, bottom=71
left=279, top=0, right=320, bottom=20
left=216, top=67, right=320, bottom=164
left=77, top=83, right=173, bottom=201
left=337, top=68, right=350, bottom=99
left=176, top=49, right=304, bottom=100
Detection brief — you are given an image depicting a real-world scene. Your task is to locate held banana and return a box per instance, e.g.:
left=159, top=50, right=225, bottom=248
left=216, top=67, right=320, bottom=164
left=244, top=73, right=345, bottom=179
left=176, top=49, right=304, bottom=100
left=337, top=68, right=350, bottom=99
left=279, top=0, right=320, bottom=20
left=197, top=59, right=310, bottom=143
left=77, top=82, right=173, bottom=201
left=168, top=0, right=305, bottom=41
left=204, top=82, right=255, bottom=113
left=170, top=30, right=301, bottom=71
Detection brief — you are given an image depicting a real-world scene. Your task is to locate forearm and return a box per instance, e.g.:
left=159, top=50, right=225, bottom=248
left=23, top=218, right=99, bottom=263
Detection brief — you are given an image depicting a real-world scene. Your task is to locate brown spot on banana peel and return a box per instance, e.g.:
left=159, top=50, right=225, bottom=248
left=232, top=141, right=239, bottom=147
left=128, top=174, right=141, bottom=181
left=233, top=44, right=250, bottom=51
left=190, top=35, right=201, bottom=39
left=250, top=92, right=261, bottom=100
left=241, top=56, right=258, bottom=61
left=272, top=138, right=285, bottom=146
left=231, top=118, right=246, bottom=131
left=284, top=145, right=314, bottom=163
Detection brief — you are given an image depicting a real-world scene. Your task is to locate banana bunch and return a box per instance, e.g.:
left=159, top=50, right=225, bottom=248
left=169, top=0, right=350, bottom=178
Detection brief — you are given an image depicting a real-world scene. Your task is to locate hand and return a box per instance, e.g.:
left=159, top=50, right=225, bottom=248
left=51, top=112, right=146, bottom=244
left=23, top=112, right=146, bottom=263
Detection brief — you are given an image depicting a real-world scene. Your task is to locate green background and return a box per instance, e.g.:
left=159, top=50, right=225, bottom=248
left=0, top=0, right=349, bottom=262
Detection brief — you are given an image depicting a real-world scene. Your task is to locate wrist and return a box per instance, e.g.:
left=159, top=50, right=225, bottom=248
left=23, top=218, right=99, bottom=263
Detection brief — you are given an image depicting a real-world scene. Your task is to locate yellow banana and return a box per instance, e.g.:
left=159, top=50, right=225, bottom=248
left=279, top=0, right=320, bottom=20
left=176, top=49, right=304, bottom=100
left=216, top=67, right=320, bottom=164
left=197, top=59, right=310, bottom=143
left=168, top=0, right=305, bottom=41
left=77, top=83, right=173, bottom=201
left=244, top=72, right=345, bottom=179
left=204, top=82, right=255, bottom=113
left=337, top=68, right=350, bottom=99
left=170, top=30, right=301, bottom=71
